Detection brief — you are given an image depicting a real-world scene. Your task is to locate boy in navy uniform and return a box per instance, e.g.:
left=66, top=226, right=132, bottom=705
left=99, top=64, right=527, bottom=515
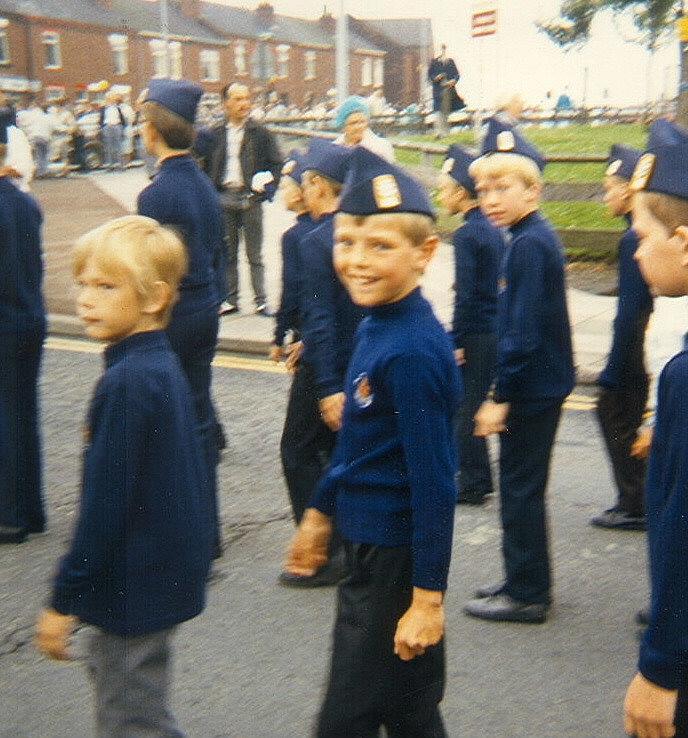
left=0, top=112, right=46, bottom=544
left=36, top=216, right=212, bottom=737
left=622, top=121, right=688, bottom=738
left=463, top=119, right=575, bottom=623
left=591, top=144, right=653, bottom=532
left=438, top=144, right=504, bottom=505
left=137, top=79, right=225, bottom=556
left=285, top=147, right=462, bottom=737
left=278, top=141, right=364, bottom=587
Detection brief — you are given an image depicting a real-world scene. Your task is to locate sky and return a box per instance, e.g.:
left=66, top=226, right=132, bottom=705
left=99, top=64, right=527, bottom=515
left=214, top=0, right=681, bottom=107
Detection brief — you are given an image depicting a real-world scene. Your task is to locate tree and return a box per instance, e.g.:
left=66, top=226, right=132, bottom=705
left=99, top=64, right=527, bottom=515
left=537, top=1, right=688, bottom=123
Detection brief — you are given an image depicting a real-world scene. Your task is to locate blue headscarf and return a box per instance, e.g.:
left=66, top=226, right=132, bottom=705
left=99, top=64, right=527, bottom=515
left=335, top=96, right=370, bottom=130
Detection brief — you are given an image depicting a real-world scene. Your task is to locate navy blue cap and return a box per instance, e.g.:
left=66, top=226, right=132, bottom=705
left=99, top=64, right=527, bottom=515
left=606, top=144, right=642, bottom=181
left=442, top=144, right=477, bottom=196
left=339, top=146, right=435, bottom=219
left=481, top=117, right=546, bottom=172
left=302, top=139, right=352, bottom=184
left=631, top=119, right=688, bottom=200
left=281, top=148, right=307, bottom=185
left=145, top=78, right=203, bottom=124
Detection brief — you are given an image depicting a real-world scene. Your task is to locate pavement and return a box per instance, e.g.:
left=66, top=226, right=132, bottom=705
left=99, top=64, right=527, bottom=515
left=37, top=168, right=688, bottom=385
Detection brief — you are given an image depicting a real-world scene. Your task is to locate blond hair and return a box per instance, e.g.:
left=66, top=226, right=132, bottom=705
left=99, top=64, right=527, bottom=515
left=469, top=152, right=542, bottom=188
left=336, top=212, right=436, bottom=246
left=73, top=215, right=188, bottom=323
left=640, top=191, right=688, bottom=234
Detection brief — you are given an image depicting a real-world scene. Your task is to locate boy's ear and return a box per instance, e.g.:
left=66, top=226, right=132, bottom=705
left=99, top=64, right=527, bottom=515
left=416, top=235, right=440, bottom=273
left=675, top=226, right=688, bottom=266
left=142, top=280, right=173, bottom=316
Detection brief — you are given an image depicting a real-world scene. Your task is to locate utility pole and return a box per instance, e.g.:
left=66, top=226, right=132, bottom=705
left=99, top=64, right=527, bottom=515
left=160, top=0, right=170, bottom=77
left=336, top=0, right=349, bottom=104
left=678, top=1, right=688, bottom=125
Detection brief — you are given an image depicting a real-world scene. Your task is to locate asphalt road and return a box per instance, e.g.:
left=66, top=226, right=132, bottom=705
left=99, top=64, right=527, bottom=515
left=0, top=341, right=645, bottom=738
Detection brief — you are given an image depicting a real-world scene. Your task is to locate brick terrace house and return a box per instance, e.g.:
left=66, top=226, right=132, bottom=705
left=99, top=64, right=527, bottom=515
left=0, top=0, right=432, bottom=107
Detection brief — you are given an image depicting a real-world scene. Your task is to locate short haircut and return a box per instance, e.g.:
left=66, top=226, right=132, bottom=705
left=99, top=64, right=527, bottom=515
left=141, top=100, right=195, bottom=150
left=640, top=191, right=688, bottom=234
left=303, top=170, right=343, bottom=196
left=222, top=82, right=249, bottom=100
left=336, top=212, right=436, bottom=246
left=469, top=152, right=542, bottom=188
left=438, top=171, right=476, bottom=200
left=73, top=215, right=188, bottom=324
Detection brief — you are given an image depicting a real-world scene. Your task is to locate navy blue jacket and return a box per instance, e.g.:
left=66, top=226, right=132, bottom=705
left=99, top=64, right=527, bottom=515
left=51, top=331, right=212, bottom=636
left=137, top=155, right=225, bottom=315
left=274, top=212, right=315, bottom=346
left=598, top=223, right=653, bottom=389
left=495, top=211, right=575, bottom=403
left=451, top=206, right=504, bottom=347
left=639, top=350, right=688, bottom=689
left=0, top=178, right=45, bottom=335
left=300, top=213, right=367, bottom=399
left=312, top=288, right=462, bottom=591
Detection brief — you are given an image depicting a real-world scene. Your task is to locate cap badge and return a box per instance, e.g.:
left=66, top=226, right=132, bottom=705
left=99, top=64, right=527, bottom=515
left=606, top=159, right=622, bottom=177
left=496, top=130, right=515, bottom=152
left=372, top=174, right=402, bottom=209
left=282, top=159, right=296, bottom=176
left=442, top=157, right=455, bottom=175
left=630, top=153, right=656, bottom=192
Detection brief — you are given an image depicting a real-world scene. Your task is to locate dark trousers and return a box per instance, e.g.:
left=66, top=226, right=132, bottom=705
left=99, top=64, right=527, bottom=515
left=317, top=544, right=447, bottom=738
left=280, top=362, right=336, bottom=524
left=0, top=329, right=46, bottom=532
left=675, top=689, right=688, bottom=737
left=596, top=382, right=648, bottom=516
left=221, top=200, right=265, bottom=307
left=166, top=306, right=221, bottom=552
left=456, top=333, right=497, bottom=498
left=499, top=400, right=563, bottom=605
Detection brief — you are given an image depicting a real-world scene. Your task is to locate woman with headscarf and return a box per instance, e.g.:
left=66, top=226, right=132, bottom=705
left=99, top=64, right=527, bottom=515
left=333, top=96, right=394, bottom=162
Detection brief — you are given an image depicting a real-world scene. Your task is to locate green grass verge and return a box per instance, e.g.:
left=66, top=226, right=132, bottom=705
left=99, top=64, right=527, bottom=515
left=540, top=201, right=622, bottom=230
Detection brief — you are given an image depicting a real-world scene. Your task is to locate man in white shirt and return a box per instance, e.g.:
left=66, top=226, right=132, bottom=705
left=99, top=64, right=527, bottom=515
left=100, top=91, right=126, bottom=170
left=0, top=93, right=34, bottom=190
left=18, top=98, right=52, bottom=178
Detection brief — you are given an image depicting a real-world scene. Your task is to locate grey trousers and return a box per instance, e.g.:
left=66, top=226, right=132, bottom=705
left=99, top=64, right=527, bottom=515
left=221, top=199, right=266, bottom=307
left=87, top=627, right=186, bottom=738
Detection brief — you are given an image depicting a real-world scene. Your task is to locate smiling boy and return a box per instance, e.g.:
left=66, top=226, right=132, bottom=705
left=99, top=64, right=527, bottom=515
left=35, top=216, right=213, bottom=738
left=285, top=147, right=462, bottom=737
left=463, top=119, right=574, bottom=624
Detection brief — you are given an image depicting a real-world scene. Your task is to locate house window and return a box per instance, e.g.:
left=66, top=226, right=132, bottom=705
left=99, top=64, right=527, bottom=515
left=200, top=49, right=220, bottom=82
left=41, top=31, right=62, bottom=69
left=276, top=44, right=289, bottom=78
left=304, top=50, right=316, bottom=81
left=373, top=57, right=384, bottom=87
left=149, top=39, right=167, bottom=77
left=361, top=57, right=372, bottom=87
left=169, top=41, right=182, bottom=79
left=0, top=18, right=9, bottom=65
left=108, top=33, right=128, bottom=76
left=234, top=41, right=247, bottom=75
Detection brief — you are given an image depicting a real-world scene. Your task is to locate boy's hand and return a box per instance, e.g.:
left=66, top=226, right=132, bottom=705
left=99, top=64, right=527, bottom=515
left=624, top=672, right=677, bottom=738
left=394, top=588, right=444, bottom=662
left=284, top=508, right=332, bottom=576
left=35, top=608, right=78, bottom=661
left=631, top=427, right=653, bottom=459
left=474, top=400, right=510, bottom=437
left=284, top=341, right=303, bottom=373
left=269, top=345, right=284, bottom=363
left=454, top=348, right=466, bottom=366
left=319, top=392, right=345, bottom=431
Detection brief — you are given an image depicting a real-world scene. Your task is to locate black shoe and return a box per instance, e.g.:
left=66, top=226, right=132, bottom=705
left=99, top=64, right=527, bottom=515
left=590, top=507, right=646, bottom=531
left=473, top=581, right=505, bottom=599
left=0, top=525, right=27, bottom=544
left=635, top=608, right=650, bottom=626
left=255, top=303, right=274, bottom=317
left=457, top=490, right=489, bottom=506
left=463, top=593, right=549, bottom=624
left=278, top=561, right=347, bottom=589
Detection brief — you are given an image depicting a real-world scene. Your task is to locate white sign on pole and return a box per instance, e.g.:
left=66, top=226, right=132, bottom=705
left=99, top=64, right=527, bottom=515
left=471, top=4, right=498, bottom=38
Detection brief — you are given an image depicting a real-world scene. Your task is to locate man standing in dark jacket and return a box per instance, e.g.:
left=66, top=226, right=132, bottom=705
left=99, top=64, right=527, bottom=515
left=428, top=45, right=463, bottom=138
left=196, top=83, right=282, bottom=316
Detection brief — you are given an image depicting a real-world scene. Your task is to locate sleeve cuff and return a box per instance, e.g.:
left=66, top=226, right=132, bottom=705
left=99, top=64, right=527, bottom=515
left=639, top=643, right=684, bottom=691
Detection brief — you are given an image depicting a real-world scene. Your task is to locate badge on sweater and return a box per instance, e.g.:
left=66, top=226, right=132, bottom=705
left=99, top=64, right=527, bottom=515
left=353, top=373, right=374, bottom=408
left=498, top=277, right=507, bottom=293
left=372, top=175, right=402, bottom=210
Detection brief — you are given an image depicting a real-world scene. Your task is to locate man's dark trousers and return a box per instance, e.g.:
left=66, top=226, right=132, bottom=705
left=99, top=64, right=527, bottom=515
left=499, top=400, right=563, bottom=605
left=221, top=194, right=266, bottom=308
left=317, top=543, right=447, bottom=738
left=456, top=332, right=496, bottom=499
left=596, top=380, right=649, bottom=516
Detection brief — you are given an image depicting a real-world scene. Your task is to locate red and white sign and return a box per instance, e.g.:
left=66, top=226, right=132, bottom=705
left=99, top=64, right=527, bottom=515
left=471, top=7, right=498, bottom=37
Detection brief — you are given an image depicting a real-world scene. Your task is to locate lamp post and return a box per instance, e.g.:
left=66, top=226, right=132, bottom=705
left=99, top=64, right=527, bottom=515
left=160, top=0, right=170, bottom=77
left=336, top=0, right=349, bottom=104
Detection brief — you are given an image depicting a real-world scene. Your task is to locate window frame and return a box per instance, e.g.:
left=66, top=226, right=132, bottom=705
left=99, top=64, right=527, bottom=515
left=199, top=48, right=220, bottom=82
left=41, top=30, right=62, bottom=70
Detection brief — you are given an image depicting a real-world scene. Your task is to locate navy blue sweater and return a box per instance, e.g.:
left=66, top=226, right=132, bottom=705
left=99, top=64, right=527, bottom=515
left=137, top=155, right=225, bottom=315
left=311, top=289, right=462, bottom=591
left=451, top=206, right=504, bottom=347
left=598, top=223, right=653, bottom=389
left=0, top=178, right=45, bottom=334
left=300, top=213, right=367, bottom=398
left=495, top=211, right=575, bottom=403
left=639, top=350, right=688, bottom=689
left=273, top=212, right=315, bottom=346
left=51, top=331, right=212, bottom=636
